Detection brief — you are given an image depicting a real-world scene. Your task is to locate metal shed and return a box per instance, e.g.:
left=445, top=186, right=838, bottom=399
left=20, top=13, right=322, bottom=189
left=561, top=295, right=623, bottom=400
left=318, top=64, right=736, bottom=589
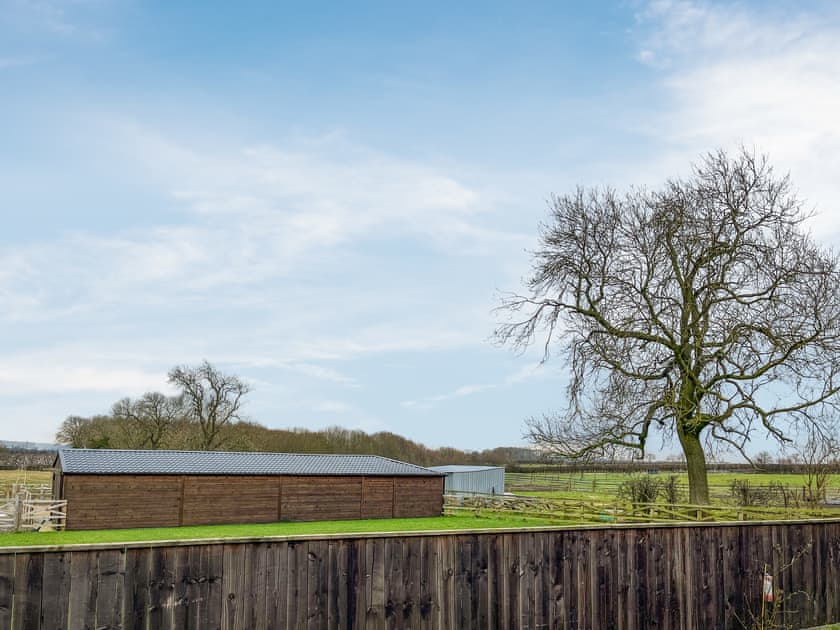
left=428, top=465, right=505, bottom=495
left=54, top=448, right=444, bottom=530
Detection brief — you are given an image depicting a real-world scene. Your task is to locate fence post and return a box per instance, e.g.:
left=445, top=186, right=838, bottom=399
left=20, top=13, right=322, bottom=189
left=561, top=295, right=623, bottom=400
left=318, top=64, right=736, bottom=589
left=13, top=495, right=22, bottom=532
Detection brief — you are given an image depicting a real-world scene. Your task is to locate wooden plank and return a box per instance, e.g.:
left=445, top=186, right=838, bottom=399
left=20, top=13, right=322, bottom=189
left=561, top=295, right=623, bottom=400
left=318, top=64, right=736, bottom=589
left=237, top=542, right=255, bottom=630
left=251, top=543, right=268, bottom=630
left=121, top=546, right=150, bottom=630
left=147, top=545, right=171, bottom=630
left=352, top=539, right=368, bottom=630
left=385, top=537, right=404, bottom=628
left=366, top=537, right=386, bottom=630
left=40, top=551, right=71, bottom=630
left=535, top=531, right=549, bottom=630
left=206, top=543, right=225, bottom=630
left=523, top=532, right=536, bottom=630
left=0, top=553, right=14, bottom=629
left=94, top=548, right=123, bottom=630
left=67, top=549, right=97, bottom=630
left=183, top=544, right=203, bottom=630
left=12, top=552, right=42, bottom=630
left=262, top=542, right=280, bottom=630
left=166, top=545, right=190, bottom=630
left=345, top=540, right=359, bottom=630
left=474, top=534, right=489, bottom=630
left=404, top=536, right=423, bottom=628
left=307, top=539, right=329, bottom=630
left=506, top=533, right=520, bottom=630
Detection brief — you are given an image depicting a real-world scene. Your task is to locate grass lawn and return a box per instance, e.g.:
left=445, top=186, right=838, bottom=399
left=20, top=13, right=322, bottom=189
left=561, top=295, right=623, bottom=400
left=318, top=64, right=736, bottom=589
left=0, top=514, right=575, bottom=549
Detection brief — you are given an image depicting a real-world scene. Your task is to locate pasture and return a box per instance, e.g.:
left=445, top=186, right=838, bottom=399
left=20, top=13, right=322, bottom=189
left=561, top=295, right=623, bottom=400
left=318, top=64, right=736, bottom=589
left=505, top=469, right=840, bottom=504
left=0, top=469, right=50, bottom=496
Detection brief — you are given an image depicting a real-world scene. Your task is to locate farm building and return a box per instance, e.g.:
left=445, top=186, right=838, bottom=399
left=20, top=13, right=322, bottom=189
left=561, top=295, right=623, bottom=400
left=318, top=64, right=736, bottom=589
left=428, top=465, right=505, bottom=495
left=53, top=448, right=444, bottom=531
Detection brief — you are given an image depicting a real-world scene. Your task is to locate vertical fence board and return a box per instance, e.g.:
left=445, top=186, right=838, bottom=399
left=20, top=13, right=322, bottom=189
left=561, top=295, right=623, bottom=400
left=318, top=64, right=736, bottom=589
left=404, top=536, right=422, bottom=629
left=67, top=547, right=97, bottom=630
left=93, top=548, right=123, bottom=630
left=0, top=555, right=12, bottom=629
left=40, top=552, right=70, bottom=630
left=11, top=553, right=41, bottom=630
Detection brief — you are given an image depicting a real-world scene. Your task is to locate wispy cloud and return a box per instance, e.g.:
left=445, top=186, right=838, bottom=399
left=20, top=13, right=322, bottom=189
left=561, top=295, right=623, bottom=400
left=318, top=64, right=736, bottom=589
left=401, top=361, right=549, bottom=409
left=0, top=121, right=512, bottom=325
left=634, top=1, right=840, bottom=236
left=0, top=348, right=168, bottom=396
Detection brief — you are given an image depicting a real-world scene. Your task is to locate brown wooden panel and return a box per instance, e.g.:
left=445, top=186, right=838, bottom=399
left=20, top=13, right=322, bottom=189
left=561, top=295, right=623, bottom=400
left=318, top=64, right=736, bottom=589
left=63, top=474, right=182, bottom=530
left=182, top=476, right=280, bottom=526
left=280, top=476, right=363, bottom=522
left=393, top=477, right=444, bottom=518
left=361, top=477, right=394, bottom=519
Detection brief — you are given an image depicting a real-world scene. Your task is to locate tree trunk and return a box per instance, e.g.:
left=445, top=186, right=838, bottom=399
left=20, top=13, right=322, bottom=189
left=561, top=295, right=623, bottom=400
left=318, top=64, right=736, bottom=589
left=677, top=424, right=710, bottom=504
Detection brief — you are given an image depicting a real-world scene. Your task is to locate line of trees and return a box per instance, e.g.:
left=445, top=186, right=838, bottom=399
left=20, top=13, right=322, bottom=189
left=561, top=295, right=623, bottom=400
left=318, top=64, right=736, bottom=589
left=55, top=361, right=527, bottom=466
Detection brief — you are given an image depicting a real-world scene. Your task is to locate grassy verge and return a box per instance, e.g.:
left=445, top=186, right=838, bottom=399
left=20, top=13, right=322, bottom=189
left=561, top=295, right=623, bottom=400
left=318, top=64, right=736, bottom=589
left=0, top=514, right=575, bottom=548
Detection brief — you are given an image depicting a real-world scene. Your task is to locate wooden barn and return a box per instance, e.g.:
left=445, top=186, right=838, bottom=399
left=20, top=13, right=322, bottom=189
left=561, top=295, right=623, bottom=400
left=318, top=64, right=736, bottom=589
left=53, top=448, right=444, bottom=531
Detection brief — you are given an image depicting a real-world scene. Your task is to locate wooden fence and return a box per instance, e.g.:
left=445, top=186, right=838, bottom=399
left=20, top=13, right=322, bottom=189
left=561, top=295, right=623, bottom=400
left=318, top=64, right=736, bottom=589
left=2, top=520, right=840, bottom=629
left=445, top=492, right=839, bottom=524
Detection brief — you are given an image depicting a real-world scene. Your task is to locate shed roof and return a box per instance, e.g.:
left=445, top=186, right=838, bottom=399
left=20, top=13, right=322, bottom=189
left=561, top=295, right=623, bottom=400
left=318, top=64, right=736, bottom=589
left=428, top=465, right=505, bottom=473
left=56, top=448, right=443, bottom=477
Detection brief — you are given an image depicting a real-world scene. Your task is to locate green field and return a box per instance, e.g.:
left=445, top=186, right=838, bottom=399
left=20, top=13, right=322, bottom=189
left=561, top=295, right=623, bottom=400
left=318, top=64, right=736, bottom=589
left=506, top=470, right=840, bottom=503
left=0, top=468, right=51, bottom=492
left=0, top=514, right=575, bottom=548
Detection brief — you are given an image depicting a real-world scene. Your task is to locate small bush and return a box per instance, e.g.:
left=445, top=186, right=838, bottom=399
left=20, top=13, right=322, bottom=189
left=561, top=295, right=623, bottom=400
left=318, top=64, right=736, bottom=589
left=661, top=475, right=683, bottom=505
left=617, top=475, right=662, bottom=505
left=729, top=480, right=775, bottom=507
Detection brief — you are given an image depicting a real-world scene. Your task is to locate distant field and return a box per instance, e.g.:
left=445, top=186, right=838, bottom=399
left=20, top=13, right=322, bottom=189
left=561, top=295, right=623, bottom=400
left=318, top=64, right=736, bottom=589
left=0, top=469, right=51, bottom=495
left=0, top=514, right=575, bottom=548
left=506, top=470, right=840, bottom=504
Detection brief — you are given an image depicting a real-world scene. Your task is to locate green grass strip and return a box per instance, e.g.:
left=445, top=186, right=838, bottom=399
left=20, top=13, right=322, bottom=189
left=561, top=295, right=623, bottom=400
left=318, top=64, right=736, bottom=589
left=0, top=514, right=573, bottom=548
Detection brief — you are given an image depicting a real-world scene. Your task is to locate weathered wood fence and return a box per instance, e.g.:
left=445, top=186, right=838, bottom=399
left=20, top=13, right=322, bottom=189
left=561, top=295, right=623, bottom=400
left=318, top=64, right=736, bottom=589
left=2, top=519, right=840, bottom=629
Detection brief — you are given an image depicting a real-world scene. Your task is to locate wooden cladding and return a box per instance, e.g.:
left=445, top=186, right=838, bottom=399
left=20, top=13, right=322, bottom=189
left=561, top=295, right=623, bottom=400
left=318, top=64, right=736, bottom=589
left=1, top=521, right=839, bottom=629
left=61, top=474, right=444, bottom=530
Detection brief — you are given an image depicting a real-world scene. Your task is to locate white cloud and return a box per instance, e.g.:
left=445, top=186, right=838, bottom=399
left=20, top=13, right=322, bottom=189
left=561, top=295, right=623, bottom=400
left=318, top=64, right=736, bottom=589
left=0, top=122, right=513, bottom=325
left=635, top=1, right=840, bottom=238
left=0, top=349, right=168, bottom=396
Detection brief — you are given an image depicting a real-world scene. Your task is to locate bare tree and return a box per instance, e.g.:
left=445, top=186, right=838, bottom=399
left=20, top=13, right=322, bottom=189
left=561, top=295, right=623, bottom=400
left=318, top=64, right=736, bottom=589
left=111, top=392, right=184, bottom=449
left=168, top=361, right=250, bottom=450
left=56, top=415, right=92, bottom=448
left=496, top=149, right=840, bottom=504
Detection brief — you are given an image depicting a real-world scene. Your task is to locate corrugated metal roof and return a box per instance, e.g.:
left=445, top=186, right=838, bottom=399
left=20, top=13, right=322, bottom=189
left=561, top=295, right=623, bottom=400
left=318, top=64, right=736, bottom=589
left=428, top=465, right=505, bottom=473
left=57, top=448, right=443, bottom=477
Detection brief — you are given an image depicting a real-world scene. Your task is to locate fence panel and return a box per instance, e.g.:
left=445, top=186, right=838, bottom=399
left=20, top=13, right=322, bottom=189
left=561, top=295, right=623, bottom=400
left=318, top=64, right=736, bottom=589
left=2, top=521, right=840, bottom=628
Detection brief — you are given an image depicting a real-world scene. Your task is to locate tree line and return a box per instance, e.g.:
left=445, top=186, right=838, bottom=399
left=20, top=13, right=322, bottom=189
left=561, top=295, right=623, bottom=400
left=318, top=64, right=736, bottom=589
left=55, top=361, right=527, bottom=466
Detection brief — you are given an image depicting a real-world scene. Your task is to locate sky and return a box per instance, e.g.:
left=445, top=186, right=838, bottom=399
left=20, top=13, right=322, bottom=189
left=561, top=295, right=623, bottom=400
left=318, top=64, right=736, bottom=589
left=2, top=0, right=840, bottom=455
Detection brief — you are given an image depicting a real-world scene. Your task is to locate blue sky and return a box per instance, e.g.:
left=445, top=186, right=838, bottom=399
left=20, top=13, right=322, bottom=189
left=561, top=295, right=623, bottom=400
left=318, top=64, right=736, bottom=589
left=2, top=1, right=840, bottom=455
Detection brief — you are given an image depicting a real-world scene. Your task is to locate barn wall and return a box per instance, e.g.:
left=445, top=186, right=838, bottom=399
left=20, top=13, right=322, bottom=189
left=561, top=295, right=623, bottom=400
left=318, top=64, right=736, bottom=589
left=394, top=476, right=445, bottom=518
left=182, top=476, right=279, bottom=526
left=63, top=474, right=182, bottom=530
left=61, top=473, right=443, bottom=530
left=361, top=477, right=394, bottom=519
left=281, top=476, right=363, bottom=521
